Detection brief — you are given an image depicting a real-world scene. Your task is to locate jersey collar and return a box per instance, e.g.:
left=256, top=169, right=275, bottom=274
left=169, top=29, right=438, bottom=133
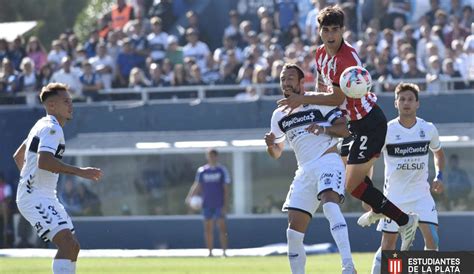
left=46, top=114, right=60, bottom=125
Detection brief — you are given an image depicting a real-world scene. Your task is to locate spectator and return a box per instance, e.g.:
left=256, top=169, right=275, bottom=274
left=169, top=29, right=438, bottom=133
left=18, top=57, right=37, bottom=92
left=237, top=20, right=253, bottom=48
left=259, top=16, right=279, bottom=42
left=0, top=58, right=20, bottom=94
left=201, top=55, right=220, bottom=85
left=79, top=62, right=102, bottom=101
left=213, top=36, right=243, bottom=68
left=182, top=10, right=211, bottom=48
left=109, top=0, right=135, bottom=31
left=281, top=21, right=304, bottom=47
left=0, top=172, right=13, bottom=247
left=89, top=43, right=115, bottom=90
left=59, top=178, right=82, bottom=216
left=385, top=0, right=410, bottom=30
left=273, top=0, right=299, bottom=33
left=51, top=56, right=82, bottom=97
left=116, top=38, right=144, bottom=87
left=171, top=63, right=188, bottom=86
left=128, top=20, right=148, bottom=58
left=8, top=36, right=26, bottom=70
left=148, top=0, right=175, bottom=31
left=441, top=58, right=467, bottom=90
left=444, top=154, right=472, bottom=210
left=106, top=30, right=122, bottom=63
left=305, top=0, right=321, bottom=44
left=47, top=40, right=67, bottom=71
left=224, top=10, right=241, bottom=39
left=188, top=64, right=205, bottom=85
left=216, top=62, right=237, bottom=85
left=460, top=5, right=473, bottom=29
left=0, top=39, right=9, bottom=63
left=36, top=63, right=54, bottom=90
left=183, top=28, right=211, bottom=74
left=76, top=183, right=102, bottom=216
left=26, top=36, right=47, bottom=72
left=424, top=0, right=441, bottom=26
left=147, top=16, right=168, bottom=63
left=160, top=58, right=173, bottom=83
left=149, top=63, right=169, bottom=87
left=426, top=55, right=446, bottom=93
left=83, top=29, right=100, bottom=58
left=128, top=67, right=150, bottom=88
left=73, top=46, right=89, bottom=68
left=236, top=63, right=254, bottom=86
left=403, top=53, right=426, bottom=90
left=165, top=35, right=183, bottom=65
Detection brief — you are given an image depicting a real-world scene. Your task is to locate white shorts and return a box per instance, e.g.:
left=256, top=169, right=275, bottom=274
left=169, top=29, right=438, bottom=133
left=282, top=153, right=345, bottom=217
left=17, top=196, right=74, bottom=242
left=377, top=194, right=438, bottom=233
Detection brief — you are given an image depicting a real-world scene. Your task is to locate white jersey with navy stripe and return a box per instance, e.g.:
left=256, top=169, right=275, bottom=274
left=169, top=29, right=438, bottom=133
left=270, top=98, right=343, bottom=168
left=382, top=117, right=441, bottom=204
left=17, top=115, right=65, bottom=200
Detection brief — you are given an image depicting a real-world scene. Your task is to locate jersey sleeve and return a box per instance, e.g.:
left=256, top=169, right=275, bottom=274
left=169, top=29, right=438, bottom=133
left=221, top=166, right=231, bottom=184
left=429, top=124, right=441, bottom=152
left=270, top=110, right=286, bottom=144
left=322, top=107, right=344, bottom=124
left=194, top=167, right=203, bottom=183
left=37, top=125, right=63, bottom=154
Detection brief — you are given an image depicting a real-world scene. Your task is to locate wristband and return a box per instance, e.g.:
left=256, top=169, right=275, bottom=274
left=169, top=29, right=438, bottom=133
left=436, top=171, right=443, bottom=181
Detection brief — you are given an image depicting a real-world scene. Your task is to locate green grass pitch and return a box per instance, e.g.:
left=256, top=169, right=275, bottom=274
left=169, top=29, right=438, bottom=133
left=0, top=253, right=374, bottom=273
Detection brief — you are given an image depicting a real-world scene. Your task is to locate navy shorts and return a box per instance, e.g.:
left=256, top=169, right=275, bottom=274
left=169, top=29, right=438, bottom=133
left=347, top=104, right=387, bottom=165
left=202, top=207, right=224, bottom=220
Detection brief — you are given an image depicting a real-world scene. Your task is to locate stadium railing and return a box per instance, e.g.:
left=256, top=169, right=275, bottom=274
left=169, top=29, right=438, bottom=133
left=1, top=77, right=472, bottom=107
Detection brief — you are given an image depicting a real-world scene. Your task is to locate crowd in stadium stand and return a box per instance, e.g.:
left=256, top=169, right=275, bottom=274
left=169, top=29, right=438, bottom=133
left=0, top=0, right=473, bottom=103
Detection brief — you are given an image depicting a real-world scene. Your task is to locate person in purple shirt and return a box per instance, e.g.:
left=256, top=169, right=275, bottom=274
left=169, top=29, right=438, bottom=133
left=186, top=149, right=230, bottom=257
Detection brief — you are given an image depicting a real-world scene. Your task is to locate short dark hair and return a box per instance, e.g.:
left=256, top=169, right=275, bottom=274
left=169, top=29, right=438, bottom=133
left=395, top=82, right=419, bottom=101
left=207, top=148, right=218, bottom=156
left=317, top=5, right=345, bottom=27
left=39, top=83, right=68, bottom=103
left=281, top=63, right=305, bottom=81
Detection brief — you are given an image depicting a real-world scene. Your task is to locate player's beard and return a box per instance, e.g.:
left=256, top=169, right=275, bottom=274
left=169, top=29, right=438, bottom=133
left=283, top=86, right=301, bottom=98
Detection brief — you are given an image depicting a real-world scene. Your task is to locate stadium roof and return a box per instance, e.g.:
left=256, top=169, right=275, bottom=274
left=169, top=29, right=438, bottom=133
left=0, top=21, right=37, bottom=41
left=65, top=123, right=474, bottom=157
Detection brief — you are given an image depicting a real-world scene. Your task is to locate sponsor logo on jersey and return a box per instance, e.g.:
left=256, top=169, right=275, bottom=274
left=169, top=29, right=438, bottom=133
left=386, top=141, right=430, bottom=157
left=278, top=110, right=325, bottom=132
left=419, top=129, right=425, bottom=138
left=396, top=162, right=425, bottom=170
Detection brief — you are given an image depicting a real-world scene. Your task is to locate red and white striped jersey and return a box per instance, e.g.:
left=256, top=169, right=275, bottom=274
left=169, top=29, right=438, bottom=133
left=315, top=40, right=377, bottom=121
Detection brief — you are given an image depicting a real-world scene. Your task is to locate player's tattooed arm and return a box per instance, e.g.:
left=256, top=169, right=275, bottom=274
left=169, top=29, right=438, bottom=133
left=13, top=141, right=26, bottom=171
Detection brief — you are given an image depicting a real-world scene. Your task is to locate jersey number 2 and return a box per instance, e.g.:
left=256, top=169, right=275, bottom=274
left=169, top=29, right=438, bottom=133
left=359, top=136, right=368, bottom=150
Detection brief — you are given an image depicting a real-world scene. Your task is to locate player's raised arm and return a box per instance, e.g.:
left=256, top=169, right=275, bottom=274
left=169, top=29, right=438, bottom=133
left=38, top=151, right=102, bottom=181
left=13, top=140, right=26, bottom=171
left=278, top=85, right=346, bottom=111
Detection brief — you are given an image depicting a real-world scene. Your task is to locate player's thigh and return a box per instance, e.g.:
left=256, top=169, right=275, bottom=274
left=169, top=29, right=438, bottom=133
left=17, top=197, right=74, bottom=243
left=287, top=209, right=311, bottom=233
left=315, top=153, right=345, bottom=203
left=282, top=169, right=319, bottom=218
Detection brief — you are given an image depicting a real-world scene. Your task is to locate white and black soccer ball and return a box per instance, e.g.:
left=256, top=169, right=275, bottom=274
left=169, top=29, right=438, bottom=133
left=189, top=196, right=203, bottom=210
left=339, top=66, right=372, bottom=99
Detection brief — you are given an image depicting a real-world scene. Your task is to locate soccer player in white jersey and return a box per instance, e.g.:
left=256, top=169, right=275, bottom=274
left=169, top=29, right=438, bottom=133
left=370, top=82, right=445, bottom=274
left=276, top=5, right=419, bottom=251
left=13, top=83, right=102, bottom=274
left=265, top=63, right=356, bottom=274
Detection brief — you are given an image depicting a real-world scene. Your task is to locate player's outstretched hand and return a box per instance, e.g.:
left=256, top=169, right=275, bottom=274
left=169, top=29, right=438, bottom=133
left=305, top=123, right=324, bottom=135
left=264, top=132, right=275, bottom=146
left=79, top=167, right=103, bottom=182
left=277, top=93, right=303, bottom=114
left=431, top=179, right=444, bottom=194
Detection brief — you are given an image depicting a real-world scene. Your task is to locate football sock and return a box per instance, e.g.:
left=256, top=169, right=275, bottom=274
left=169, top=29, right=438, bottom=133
left=287, top=228, right=306, bottom=274
left=371, top=247, right=382, bottom=274
left=52, top=259, right=75, bottom=274
left=323, top=202, right=353, bottom=265
left=351, top=181, right=409, bottom=226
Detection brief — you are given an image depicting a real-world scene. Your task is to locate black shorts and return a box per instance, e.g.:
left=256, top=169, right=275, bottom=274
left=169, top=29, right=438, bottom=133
left=346, top=104, right=387, bottom=165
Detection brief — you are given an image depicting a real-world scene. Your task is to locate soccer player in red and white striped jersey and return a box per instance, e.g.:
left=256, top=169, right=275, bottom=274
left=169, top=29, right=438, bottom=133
left=277, top=5, right=419, bottom=251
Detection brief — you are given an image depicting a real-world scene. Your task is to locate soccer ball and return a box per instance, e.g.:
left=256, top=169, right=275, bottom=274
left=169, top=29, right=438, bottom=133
left=189, top=196, right=203, bottom=210
left=339, top=66, right=372, bottom=98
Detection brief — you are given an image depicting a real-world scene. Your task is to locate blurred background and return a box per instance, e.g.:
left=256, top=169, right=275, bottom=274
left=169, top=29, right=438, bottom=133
left=0, top=0, right=472, bottom=251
